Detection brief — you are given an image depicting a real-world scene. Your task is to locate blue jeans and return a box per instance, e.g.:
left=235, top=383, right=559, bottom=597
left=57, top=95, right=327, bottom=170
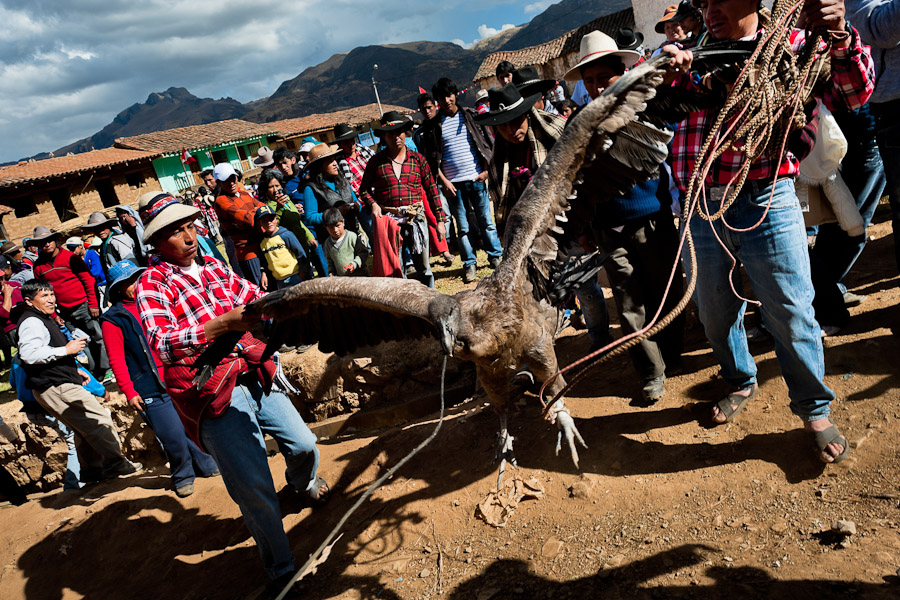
left=688, top=178, right=834, bottom=420
left=810, top=104, right=886, bottom=327
left=449, top=180, right=502, bottom=266
left=199, top=380, right=320, bottom=579
left=141, top=394, right=218, bottom=488
left=872, top=99, right=900, bottom=273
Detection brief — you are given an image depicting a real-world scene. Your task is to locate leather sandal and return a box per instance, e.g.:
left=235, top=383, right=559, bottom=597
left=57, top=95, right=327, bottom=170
left=713, top=384, right=758, bottom=424
left=813, top=425, right=850, bottom=464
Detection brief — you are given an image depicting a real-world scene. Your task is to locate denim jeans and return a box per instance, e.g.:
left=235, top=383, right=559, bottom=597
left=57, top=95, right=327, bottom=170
left=142, top=394, right=218, bottom=488
left=199, top=380, right=320, bottom=579
left=872, top=99, right=900, bottom=273
left=810, top=104, right=886, bottom=327
left=688, top=178, right=834, bottom=420
left=449, top=180, right=503, bottom=266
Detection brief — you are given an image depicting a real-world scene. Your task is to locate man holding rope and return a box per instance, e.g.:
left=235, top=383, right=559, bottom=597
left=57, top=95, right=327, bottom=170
left=664, top=0, right=874, bottom=463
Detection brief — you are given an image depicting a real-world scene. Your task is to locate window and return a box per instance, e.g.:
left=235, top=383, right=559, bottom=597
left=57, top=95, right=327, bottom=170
left=95, top=178, right=119, bottom=208
left=211, top=149, right=229, bottom=165
left=125, top=171, right=144, bottom=189
left=14, top=196, right=38, bottom=218
left=49, top=188, right=78, bottom=222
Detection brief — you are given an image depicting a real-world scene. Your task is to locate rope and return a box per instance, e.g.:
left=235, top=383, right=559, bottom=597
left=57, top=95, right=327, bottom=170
left=275, top=356, right=448, bottom=600
left=539, top=0, right=833, bottom=412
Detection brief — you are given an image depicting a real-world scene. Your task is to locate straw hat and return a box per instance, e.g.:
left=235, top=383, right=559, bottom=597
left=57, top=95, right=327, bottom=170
left=303, top=144, right=342, bottom=173
left=137, top=191, right=200, bottom=244
left=563, top=31, right=641, bottom=81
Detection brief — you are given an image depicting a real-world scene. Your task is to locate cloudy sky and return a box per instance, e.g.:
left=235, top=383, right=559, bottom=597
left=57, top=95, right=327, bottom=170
left=0, top=0, right=558, bottom=164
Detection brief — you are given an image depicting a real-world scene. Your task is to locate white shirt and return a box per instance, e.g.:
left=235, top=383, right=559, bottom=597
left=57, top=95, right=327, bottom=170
left=18, top=316, right=69, bottom=365
left=440, top=110, right=482, bottom=183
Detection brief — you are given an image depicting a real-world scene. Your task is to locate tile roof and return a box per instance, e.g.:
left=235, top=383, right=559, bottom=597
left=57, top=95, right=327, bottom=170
left=114, top=119, right=277, bottom=154
left=266, top=103, right=414, bottom=138
left=474, top=8, right=635, bottom=81
left=0, top=148, right=157, bottom=188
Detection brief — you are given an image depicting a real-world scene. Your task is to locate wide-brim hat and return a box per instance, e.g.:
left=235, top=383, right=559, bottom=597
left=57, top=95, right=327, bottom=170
left=30, top=226, right=61, bottom=244
left=332, top=123, right=358, bottom=143
left=513, top=65, right=556, bottom=97
left=82, top=211, right=118, bottom=230
left=374, top=110, right=414, bottom=134
left=303, top=144, right=342, bottom=173
left=615, top=27, right=644, bottom=51
left=474, top=83, right=541, bottom=127
left=0, top=241, right=20, bottom=255
left=563, top=31, right=641, bottom=81
left=253, top=146, right=274, bottom=167
left=107, top=260, right=146, bottom=295
left=137, top=191, right=201, bottom=244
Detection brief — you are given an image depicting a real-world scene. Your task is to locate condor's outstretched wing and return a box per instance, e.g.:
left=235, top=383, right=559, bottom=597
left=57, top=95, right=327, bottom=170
left=192, top=278, right=447, bottom=386
left=496, top=55, right=671, bottom=289
left=247, top=277, right=445, bottom=355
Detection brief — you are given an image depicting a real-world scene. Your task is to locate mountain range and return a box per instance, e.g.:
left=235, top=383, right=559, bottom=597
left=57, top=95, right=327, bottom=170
left=50, top=0, right=630, bottom=158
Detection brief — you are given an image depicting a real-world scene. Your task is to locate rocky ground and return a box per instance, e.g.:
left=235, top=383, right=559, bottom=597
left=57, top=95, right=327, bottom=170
left=0, top=208, right=898, bottom=600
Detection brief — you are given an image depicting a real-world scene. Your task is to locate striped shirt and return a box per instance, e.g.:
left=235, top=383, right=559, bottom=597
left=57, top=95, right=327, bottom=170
left=440, top=110, right=482, bottom=183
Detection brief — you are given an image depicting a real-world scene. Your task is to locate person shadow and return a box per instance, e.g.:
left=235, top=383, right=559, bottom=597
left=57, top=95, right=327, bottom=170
left=17, top=495, right=262, bottom=599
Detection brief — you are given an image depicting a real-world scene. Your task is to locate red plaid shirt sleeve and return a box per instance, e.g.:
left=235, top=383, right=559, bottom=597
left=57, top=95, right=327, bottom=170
left=358, top=150, right=446, bottom=221
left=136, top=256, right=263, bottom=364
left=671, top=27, right=875, bottom=191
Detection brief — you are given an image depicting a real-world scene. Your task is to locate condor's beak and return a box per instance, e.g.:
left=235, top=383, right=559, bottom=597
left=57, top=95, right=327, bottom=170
left=438, top=320, right=455, bottom=357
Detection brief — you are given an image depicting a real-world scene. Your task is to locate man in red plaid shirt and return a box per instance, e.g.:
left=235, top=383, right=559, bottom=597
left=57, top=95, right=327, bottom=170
left=664, top=0, right=873, bottom=464
left=359, top=111, right=446, bottom=287
left=134, top=191, right=328, bottom=590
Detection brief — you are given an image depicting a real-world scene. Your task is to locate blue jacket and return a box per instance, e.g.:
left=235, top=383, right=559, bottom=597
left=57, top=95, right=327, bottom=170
left=84, top=249, right=106, bottom=286
left=100, top=303, right=165, bottom=399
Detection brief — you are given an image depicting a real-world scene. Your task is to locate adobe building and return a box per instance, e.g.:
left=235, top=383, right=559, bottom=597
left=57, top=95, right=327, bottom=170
left=0, top=149, right=161, bottom=243
left=266, top=103, right=413, bottom=150
left=114, top=119, right=277, bottom=195
left=473, top=8, right=636, bottom=92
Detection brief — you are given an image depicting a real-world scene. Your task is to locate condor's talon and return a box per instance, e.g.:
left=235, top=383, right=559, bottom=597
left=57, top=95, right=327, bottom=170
left=550, top=400, right=587, bottom=468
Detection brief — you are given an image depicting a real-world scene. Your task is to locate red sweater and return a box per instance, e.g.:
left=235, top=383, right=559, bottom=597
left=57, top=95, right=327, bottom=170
left=33, top=248, right=98, bottom=311
left=100, top=299, right=164, bottom=400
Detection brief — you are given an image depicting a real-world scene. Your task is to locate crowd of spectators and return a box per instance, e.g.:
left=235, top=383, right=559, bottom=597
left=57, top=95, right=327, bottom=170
left=1, top=0, right=896, bottom=594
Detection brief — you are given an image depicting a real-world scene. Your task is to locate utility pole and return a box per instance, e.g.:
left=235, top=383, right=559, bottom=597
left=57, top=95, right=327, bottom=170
left=372, top=64, right=383, bottom=116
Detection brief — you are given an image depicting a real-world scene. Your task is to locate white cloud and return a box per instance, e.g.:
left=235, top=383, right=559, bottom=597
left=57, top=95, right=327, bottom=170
left=0, top=0, right=546, bottom=162
left=524, top=1, right=555, bottom=15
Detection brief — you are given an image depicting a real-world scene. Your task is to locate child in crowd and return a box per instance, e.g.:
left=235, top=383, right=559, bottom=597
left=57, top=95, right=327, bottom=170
left=256, top=205, right=308, bottom=289
left=323, top=207, right=368, bottom=276
left=100, top=261, right=219, bottom=497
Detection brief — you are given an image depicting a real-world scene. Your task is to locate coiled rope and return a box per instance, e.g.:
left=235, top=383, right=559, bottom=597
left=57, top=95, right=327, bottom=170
left=540, top=0, right=831, bottom=413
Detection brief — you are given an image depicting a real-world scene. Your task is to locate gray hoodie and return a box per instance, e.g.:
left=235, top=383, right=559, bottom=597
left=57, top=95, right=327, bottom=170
left=116, top=205, right=148, bottom=263
left=847, top=0, right=900, bottom=104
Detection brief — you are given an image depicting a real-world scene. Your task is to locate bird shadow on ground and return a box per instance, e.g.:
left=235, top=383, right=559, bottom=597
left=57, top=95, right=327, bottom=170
left=438, top=544, right=899, bottom=600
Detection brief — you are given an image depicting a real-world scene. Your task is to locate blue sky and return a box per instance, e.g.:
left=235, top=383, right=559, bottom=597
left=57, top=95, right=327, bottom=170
left=0, top=0, right=559, bottom=163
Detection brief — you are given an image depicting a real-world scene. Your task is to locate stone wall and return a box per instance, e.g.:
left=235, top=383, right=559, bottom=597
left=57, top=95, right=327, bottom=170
left=1, top=165, right=161, bottom=243
left=0, top=338, right=472, bottom=500
left=0, top=388, right=165, bottom=496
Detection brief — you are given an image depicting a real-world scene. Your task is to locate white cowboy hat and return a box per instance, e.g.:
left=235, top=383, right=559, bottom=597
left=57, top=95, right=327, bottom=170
left=563, top=31, right=641, bottom=82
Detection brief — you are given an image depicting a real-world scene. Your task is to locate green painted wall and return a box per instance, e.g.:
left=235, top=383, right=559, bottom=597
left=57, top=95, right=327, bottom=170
left=152, top=136, right=267, bottom=194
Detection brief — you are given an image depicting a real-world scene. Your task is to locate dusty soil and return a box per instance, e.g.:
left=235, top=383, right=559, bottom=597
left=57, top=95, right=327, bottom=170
left=1, top=208, right=899, bottom=600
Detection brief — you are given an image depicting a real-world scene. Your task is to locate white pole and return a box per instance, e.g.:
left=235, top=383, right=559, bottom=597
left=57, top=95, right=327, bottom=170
left=372, top=64, right=383, bottom=116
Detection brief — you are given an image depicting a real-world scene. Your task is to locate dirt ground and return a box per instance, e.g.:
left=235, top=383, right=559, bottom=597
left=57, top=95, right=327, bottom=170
left=1, top=208, right=899, bottom=600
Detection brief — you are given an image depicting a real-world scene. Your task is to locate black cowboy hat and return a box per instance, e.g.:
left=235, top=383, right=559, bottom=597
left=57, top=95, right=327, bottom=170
left=512, top=65, right=556, bottom=97
left=615, top=27, right=644, bottom=51
left=474, top=83, right=541, bottom=127
left=332, top=123, right=359, bottom=143
left=373, top=110, right=414, bottom=135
